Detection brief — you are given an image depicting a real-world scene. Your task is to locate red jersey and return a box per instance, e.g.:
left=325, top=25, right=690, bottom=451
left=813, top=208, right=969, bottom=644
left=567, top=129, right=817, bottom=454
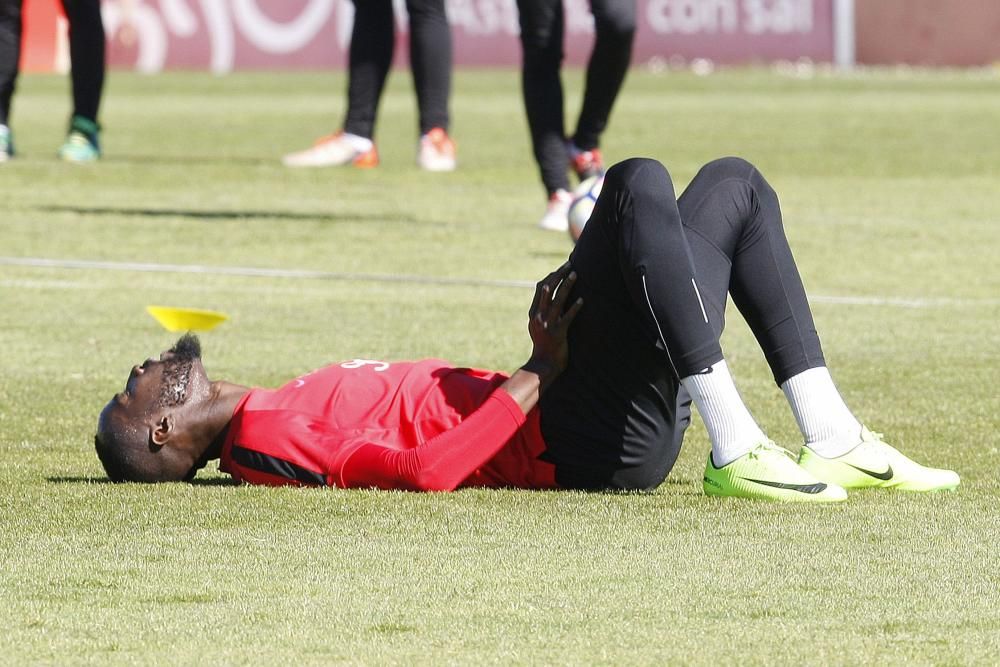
left=219, top=359, right=557, bottom=490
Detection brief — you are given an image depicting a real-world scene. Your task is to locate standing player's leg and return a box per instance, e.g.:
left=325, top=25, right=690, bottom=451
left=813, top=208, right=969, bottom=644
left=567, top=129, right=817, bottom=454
left=342, top=0, right=394, bottom=142
left=0, top=0, right=22, bottom=160
left=58, top=0, right=104, bottom=162
left=677, top=157, right=959, bottom=492
left=568, top=0, right=635, bottom=180
left=407, top=0, right=456, bottom=172
left=282, top=0, right=388, bottom=168
left=515, top=0, right=573, bottom=231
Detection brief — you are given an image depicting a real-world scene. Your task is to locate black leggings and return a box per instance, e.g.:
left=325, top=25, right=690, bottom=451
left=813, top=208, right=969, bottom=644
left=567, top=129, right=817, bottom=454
left=516, top=0, right=635, bottom=194
left=0, top=0, right=105, bottom=125
left=344, top=0, right=451, bottom=139
left=540, top=157, right=825, bottom=490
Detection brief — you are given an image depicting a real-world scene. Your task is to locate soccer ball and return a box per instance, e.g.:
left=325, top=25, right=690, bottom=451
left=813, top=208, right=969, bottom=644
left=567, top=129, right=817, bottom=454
left=567, top=175, right=604, bottom=242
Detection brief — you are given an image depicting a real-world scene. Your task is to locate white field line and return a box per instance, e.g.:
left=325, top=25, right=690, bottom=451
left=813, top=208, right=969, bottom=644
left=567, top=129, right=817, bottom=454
left=0, top=256, right=534, bottom=289
left=1, top=256, right=997, bottom=309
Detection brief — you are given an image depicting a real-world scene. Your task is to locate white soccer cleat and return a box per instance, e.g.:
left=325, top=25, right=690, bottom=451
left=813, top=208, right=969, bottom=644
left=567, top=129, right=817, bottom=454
left=282, top=131, right=378, bottom=168
left=417, top=127, right=457, bottom=172
left=538, top=189, right=572, bottom=232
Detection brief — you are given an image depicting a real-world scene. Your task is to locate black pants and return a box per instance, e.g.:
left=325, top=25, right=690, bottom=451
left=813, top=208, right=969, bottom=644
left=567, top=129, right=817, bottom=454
left=516, top=0, right=635, bottom=195
left=344, top=0, right=451, bottom=139
left=540, top=157, right=825, bottom=490
left=0, top=0, right=105, bottom=125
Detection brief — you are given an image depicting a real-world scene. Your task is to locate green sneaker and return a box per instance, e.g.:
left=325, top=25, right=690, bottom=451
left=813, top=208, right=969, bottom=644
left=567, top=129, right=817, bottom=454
left=0, top=124, right=12, bottom=162
left=58, top=115, right=100, bottom=162
left=799, top=426, right=960, bottom=492
left=703, top=440, right=847, bottom=502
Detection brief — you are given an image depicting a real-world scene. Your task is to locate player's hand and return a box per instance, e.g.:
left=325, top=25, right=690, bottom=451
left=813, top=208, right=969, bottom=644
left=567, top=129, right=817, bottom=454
left=525, top=262, right=583, bottom=380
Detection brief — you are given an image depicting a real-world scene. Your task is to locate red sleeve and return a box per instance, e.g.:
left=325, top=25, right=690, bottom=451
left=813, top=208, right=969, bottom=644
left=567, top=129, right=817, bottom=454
left=338, top=389, right=527, bottom=491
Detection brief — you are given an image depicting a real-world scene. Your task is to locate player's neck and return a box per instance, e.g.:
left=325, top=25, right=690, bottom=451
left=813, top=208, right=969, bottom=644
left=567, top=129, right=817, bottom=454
left=190, top=381, right=250, bottom=458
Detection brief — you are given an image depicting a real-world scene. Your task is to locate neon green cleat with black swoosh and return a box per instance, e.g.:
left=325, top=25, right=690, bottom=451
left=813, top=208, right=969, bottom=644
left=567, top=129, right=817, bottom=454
left=798, top=426, right=959, bottom=492
left=703, top=440, right=847, bottom=502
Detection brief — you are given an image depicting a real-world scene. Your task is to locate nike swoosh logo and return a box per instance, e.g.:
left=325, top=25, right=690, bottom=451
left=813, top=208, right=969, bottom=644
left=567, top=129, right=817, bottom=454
left=743, top=478, right=828, bottom=494
left=846, top=463, right=893, bottom=481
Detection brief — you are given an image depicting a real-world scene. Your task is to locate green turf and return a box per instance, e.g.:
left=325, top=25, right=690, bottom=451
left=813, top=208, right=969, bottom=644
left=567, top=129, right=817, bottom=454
left=1, top=67, right=999, bottom=665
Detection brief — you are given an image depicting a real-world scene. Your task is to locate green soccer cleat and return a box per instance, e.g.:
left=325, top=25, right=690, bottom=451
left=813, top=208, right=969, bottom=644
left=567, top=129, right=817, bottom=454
left=703, top=440, right=847, bottom=502
left=58, top=115, right=101, bottom=162
left=798, top=426, right=960, bottom=492
left=0, top=124, right=12, bottom=162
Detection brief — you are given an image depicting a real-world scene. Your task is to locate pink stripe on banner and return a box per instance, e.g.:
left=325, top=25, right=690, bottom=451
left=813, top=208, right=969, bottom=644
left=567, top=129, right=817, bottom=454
left=102, top=0, right=836, bottom=73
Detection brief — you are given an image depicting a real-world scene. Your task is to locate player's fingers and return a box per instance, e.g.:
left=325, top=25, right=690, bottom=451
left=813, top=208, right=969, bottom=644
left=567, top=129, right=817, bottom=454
left=551, top=271, right=577, bottom=312
left=559, top=298, right=584, bottom=329
left=543, top=261, right=572, bottom=289
left=551, top=262, right=573, bottom=291
left=529, top=281, right=545, bottom=316
left=552, top=261, right=572, bottom=279
left=533, top=262, right=571, bottom=317
left=536, top=284, right=552, bottom=320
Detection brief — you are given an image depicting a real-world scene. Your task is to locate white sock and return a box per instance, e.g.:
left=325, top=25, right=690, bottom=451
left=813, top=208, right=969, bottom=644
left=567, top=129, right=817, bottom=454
left=342, top=132, right=373, bottom=152
left=781, top=366, right=861, bottom=458
left=680, top=360, right=768, bottom=467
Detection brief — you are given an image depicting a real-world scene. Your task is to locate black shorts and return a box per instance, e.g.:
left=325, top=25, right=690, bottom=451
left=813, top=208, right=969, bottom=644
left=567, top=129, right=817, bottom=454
left=537, top=160, right=701, bottom=491
left=538, top=275, right=691, bottom=490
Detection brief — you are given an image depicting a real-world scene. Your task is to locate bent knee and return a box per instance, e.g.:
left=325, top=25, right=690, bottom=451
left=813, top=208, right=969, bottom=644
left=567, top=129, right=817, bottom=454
left=696, top=157, right=780, bottom=215
left=700, top=157, right=776, bottom=194
left=606, top=157, right=674, bottom=201
left=698, top=156, right=772, bottom=187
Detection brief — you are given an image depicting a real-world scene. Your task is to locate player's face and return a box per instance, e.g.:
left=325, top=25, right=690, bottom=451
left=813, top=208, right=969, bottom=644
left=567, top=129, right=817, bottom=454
left=99, top=334, right=207, bottom=430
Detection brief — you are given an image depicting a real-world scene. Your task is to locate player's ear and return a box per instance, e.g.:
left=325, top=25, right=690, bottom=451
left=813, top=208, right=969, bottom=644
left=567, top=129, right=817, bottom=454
left=151, top=414, right=174, bottom=447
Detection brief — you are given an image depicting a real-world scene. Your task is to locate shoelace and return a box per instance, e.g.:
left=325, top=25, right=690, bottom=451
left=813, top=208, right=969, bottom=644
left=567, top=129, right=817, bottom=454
left=747, top=439, right=794, bottom=461
left=856, top=428, right=890, bottom=456
left=863, top=429, right=884, bottom=442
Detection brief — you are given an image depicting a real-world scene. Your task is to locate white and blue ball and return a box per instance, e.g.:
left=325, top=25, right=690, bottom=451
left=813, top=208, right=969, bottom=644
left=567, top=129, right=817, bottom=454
left=567, top=175, right=604, bottom=242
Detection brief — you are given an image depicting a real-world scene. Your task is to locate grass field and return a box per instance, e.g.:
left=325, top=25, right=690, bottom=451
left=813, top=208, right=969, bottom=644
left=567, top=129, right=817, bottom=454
left=1, top=67, right=999, bottom=664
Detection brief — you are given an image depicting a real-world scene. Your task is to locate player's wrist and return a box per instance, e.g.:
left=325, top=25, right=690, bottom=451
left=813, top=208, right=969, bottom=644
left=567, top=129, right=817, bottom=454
left=521, top=356, right=562, bottom=388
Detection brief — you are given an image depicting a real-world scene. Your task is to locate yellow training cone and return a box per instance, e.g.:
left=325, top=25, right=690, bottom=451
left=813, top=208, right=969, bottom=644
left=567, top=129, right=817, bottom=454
left=146, top=306, right=229, bottom=332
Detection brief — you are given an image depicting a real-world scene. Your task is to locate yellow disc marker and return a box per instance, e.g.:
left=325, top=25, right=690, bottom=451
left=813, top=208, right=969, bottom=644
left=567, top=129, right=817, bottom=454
left=146, top=306, right=229, bottom=332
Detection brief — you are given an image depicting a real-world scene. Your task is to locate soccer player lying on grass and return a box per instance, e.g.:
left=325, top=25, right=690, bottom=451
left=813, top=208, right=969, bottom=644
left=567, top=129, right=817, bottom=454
left=95, top=157, right=959, bottom=500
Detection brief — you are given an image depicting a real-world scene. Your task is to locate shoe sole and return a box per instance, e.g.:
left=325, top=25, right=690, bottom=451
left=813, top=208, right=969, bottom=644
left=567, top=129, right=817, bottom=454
left=704, top=453, right=848, bottom=502
left=703, top=480, right=847, bottom=502
left=60, top=154, right=99, bottom=163
left=418, top=160, right=457, bottom=172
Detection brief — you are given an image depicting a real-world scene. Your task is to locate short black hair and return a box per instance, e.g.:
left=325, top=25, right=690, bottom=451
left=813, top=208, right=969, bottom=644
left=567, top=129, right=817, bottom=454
left=94, top=432, right=158, bottom=483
